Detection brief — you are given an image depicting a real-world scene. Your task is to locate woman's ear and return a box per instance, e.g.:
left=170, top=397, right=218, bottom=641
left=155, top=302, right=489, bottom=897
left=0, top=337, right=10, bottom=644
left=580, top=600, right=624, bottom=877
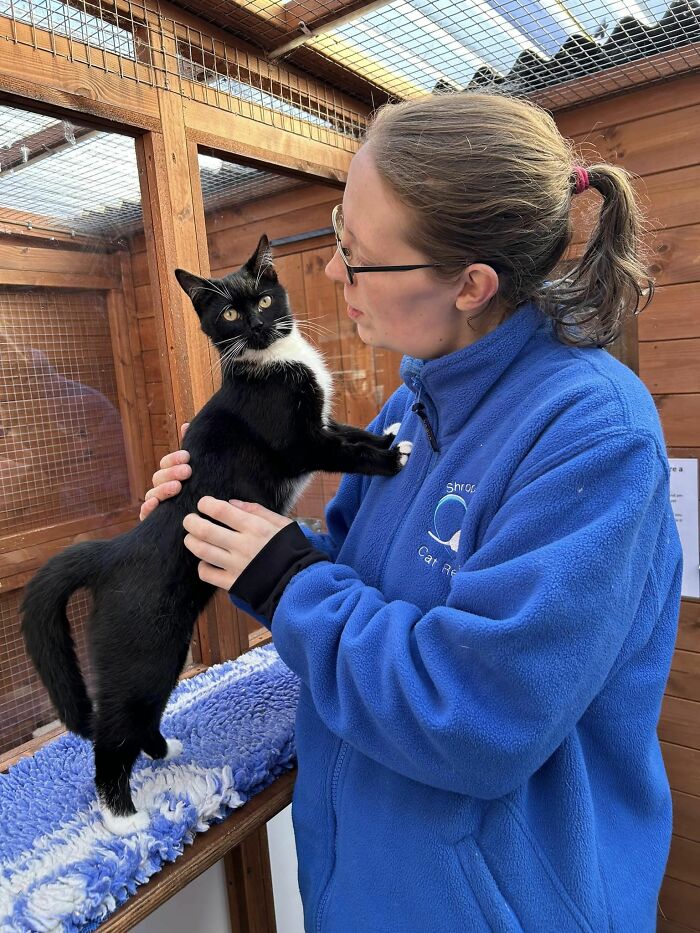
left=454, top=264, right=500, bottom=313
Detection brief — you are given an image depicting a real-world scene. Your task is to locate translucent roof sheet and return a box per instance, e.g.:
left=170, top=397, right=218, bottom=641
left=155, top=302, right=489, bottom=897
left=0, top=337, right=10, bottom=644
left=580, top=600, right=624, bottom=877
left=307, top=0, right=692, bottom=98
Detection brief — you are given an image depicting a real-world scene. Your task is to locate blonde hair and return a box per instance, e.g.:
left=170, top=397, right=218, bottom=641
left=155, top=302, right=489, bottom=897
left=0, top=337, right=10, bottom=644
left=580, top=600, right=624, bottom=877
left=363, top=92, right=652, bottom=347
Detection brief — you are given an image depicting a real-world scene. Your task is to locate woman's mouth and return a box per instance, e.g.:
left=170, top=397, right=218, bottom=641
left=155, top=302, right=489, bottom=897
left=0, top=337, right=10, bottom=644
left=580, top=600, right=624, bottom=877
left=347, top=305, right=364, bottom=320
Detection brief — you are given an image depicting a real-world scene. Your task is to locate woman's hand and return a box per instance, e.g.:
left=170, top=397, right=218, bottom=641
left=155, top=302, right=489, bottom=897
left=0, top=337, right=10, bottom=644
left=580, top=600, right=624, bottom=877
left=139, top=423, right=191, bottom=521
left=183, top=498, right=292, bottom=591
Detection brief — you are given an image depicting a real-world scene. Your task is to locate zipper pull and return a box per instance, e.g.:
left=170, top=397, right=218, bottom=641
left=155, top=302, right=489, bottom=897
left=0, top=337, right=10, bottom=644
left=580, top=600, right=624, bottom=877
left=411, top=402, right=439, bottom=453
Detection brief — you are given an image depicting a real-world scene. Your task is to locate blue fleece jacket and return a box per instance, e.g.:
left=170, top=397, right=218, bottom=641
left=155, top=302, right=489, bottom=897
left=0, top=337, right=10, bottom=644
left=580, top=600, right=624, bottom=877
left=235, top=302, right=683, bottom=932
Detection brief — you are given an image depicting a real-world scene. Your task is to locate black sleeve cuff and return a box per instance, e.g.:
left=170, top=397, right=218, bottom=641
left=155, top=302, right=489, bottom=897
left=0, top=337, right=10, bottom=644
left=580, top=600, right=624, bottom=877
left=229, top=521, right=330, bottom=624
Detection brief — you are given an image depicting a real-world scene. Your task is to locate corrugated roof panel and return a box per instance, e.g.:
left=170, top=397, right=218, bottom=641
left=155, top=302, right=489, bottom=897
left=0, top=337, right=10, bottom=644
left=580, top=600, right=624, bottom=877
left=309, top=0, right=699, bottom=98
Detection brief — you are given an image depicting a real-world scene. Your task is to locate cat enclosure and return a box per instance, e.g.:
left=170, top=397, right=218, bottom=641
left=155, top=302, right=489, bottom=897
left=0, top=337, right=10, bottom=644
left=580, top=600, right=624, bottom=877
left=0, top=0, right=698, bottom=929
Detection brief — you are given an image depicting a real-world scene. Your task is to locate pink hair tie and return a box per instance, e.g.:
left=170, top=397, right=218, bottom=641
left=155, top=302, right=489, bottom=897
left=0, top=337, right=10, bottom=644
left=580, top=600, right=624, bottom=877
left=572, top=166, right=590, bottom=195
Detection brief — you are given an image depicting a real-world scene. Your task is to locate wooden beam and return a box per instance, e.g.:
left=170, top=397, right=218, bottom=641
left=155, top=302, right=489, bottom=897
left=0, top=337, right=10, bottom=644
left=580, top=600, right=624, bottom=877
left=0, top=14, right=160, bottom=131
left=268, top=0, right=389, bottom=58
left=0, top=208, right=103, bottom=247
left=0, top=241, right=119, bottom=279
left=225, top=826, right=278, bottom=932
left=0, top=122, right=95, bottom=172
left=184, top=96, right=355, bottom=183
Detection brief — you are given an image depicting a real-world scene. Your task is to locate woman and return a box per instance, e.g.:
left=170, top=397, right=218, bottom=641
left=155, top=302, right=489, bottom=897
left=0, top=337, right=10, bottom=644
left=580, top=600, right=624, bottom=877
left=142, top=93, right=682, bottom=931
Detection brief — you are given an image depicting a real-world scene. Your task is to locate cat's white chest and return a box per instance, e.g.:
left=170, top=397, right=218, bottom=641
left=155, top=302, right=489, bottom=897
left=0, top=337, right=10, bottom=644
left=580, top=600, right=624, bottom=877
left=241, top=326, right=333, bottom=424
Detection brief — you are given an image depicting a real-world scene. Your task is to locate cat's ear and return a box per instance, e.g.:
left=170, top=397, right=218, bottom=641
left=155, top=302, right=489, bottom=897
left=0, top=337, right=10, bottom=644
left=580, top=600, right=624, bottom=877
left=244, top=234, right=277, bottom=283
left=174, top=268, right=210, bottom=302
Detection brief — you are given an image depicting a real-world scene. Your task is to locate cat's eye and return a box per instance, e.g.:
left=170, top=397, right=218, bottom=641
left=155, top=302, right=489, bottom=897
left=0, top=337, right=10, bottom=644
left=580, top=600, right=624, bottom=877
left=258, top=295, right=272, bottom=310
left=223, top=308, right=239, bottom=321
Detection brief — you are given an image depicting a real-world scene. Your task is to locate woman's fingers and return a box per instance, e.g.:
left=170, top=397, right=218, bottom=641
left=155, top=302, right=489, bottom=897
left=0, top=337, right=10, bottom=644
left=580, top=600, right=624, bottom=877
left=180, top=422, right=190, bottom=441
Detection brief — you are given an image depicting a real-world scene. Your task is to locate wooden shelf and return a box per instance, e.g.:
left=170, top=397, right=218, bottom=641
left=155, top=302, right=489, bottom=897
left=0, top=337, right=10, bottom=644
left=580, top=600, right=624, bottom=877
left=99, top=768, right=296, bottom=932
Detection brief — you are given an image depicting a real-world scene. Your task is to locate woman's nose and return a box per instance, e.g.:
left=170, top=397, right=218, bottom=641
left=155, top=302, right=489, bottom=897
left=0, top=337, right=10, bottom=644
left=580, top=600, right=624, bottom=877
left=325, top=249, right=346, bottom=284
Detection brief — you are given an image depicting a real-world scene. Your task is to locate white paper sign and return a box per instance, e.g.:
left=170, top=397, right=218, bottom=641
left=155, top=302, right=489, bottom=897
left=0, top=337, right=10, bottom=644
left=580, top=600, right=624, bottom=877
left=669, top=458, right=699, bottom=599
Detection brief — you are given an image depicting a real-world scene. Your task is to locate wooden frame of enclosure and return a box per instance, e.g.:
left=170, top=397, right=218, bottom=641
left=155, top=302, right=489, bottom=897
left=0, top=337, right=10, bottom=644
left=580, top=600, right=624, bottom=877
left=0, top=0, right=698, bottom=929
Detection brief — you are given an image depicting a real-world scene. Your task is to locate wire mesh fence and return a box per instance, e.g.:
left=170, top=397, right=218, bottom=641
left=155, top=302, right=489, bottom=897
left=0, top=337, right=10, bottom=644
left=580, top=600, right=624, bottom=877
left=1, top=0, right=698, bottom=150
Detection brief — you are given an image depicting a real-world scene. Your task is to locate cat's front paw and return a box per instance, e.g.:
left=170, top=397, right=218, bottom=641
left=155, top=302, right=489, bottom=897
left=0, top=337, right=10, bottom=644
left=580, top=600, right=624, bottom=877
left=396, top=440, right=412, bottom=468
left=384, top=422, right=402, bottom=441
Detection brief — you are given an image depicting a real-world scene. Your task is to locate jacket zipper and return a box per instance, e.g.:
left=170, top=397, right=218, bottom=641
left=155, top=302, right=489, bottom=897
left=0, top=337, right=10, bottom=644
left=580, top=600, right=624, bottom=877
left=411, top=401, right=439, bottom=452
left=315, top=740, right=350, bottom=932
left=316, top=380, right=438, bottom=932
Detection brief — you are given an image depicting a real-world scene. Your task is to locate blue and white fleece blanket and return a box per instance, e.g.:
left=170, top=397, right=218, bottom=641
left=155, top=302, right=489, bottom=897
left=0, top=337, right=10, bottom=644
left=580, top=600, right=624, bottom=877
left=0, top=646, right=299, bottom=933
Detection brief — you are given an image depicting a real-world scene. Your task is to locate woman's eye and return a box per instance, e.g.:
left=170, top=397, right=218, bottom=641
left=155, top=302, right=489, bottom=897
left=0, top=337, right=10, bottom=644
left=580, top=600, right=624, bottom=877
left=223, top=308, right=239, bottom=321
left=258, top=295, right=272, bottom=310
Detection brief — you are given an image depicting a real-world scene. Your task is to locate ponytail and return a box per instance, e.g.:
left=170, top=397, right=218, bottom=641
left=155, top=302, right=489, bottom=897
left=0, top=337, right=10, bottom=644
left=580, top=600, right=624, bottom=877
left=537, top=163, right=653, bottom=348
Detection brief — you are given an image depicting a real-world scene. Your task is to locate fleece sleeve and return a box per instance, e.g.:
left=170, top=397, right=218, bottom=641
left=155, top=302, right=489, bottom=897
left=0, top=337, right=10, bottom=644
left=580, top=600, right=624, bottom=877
left=269, top=429, right=671, bottom=799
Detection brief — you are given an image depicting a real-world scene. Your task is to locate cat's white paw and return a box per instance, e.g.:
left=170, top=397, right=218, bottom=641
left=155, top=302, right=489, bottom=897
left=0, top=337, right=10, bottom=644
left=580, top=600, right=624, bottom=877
left=164, top=738, right=184, bottom=760
left=397, top=441, right=413, bottom=467
left=101, top=806, right=150, bottom=835
left=384, top=422, right=402, bottom=437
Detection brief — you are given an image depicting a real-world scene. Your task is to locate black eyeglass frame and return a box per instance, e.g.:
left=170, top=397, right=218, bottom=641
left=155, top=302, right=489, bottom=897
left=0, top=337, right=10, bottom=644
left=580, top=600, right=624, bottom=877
left=331, top=204, right=502, bottom=285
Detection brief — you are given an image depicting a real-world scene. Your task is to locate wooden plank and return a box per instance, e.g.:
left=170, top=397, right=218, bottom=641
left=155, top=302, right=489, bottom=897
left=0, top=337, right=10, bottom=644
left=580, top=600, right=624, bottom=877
left=204, top=184, right=339, bottom=237
left=657, top=919, right=700, bottom=933
left=99, top=771, right=295, bottom=933
left=566, top=225, right=700, bottom=296
left=0, top=242, right=118, bottom=278
left=556, top=73, right=700, bottom=137
left=660, top=695, right=700, bottom=751
left=225, top=825, right=278, bottom=933
left=184, top=97, right=354, bottom=184
left=0, top=208, right=99, bottom=248
left=662, top=741, right=700, bottom=798
left=302, top=245, right=347, bottom=424
left=567, top=104, right=700, bottom=178
left=571, top=166, right=700, bottom=247
left=672, top=790, right=700, bottom=845
left=659, top=876, right=700, bottom=931
left=639, top=285, right=700, bottom=342
left=667, top=835, right=700, bottom=891
left=0, top=505, right=137, bottom=558
left=0, top=270, right=120, bottom=289
left=106, top=288, right=144, bottom=502
left=207, top=202, right=335, bottom=271
left=668, top=651, right=700, bottom=705
left=119, top=251, right=157, bottom=492
left=0, top=14, right=159, bottom=130
left=677, top=601, right=700, bottom=654
left=639, top=339, right=700, bottom=394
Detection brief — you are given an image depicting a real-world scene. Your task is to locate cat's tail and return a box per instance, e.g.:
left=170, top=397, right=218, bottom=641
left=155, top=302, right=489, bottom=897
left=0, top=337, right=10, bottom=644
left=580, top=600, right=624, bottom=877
left=20, top=540, right=108, bottom=740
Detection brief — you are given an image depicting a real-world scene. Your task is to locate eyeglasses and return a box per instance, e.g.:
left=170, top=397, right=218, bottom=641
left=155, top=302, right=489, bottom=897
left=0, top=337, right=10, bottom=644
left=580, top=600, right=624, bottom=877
left=332, top=204, right=459, bottom=286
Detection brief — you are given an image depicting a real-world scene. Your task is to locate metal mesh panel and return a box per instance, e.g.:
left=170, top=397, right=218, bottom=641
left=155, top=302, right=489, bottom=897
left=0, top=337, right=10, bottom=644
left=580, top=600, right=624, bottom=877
left=0, top=586, right=94, bottom=754
left=164, top=0, right=700, bottom=110
left=199, top=153, right=305, bottom=213
left=4, top=1, right=696, bottom=137
left=0, top=288, right=132, bottom=536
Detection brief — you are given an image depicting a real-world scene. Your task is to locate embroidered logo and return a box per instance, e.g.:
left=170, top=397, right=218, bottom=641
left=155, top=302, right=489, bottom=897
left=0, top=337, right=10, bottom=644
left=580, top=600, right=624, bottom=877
left=417, top=485, right=476, bottom=578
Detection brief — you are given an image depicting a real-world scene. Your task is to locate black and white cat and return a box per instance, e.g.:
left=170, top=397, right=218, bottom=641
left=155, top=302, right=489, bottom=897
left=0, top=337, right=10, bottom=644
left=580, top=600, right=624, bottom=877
left=20, top=235, right=411, bottom=834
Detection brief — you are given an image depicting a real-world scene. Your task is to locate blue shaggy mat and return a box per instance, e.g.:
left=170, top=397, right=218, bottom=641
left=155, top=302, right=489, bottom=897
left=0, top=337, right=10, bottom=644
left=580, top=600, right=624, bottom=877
left=0, top=646, right=299, bottom=932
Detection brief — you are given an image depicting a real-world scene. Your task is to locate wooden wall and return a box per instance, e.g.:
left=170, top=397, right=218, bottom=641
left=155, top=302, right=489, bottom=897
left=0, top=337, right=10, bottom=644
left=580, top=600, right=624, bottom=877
left=558, top=72, right=700, bottom=932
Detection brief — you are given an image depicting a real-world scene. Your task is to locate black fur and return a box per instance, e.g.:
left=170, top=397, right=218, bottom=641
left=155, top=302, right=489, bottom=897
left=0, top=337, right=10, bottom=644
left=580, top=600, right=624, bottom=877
left=20, top=235, right=407, bottom=825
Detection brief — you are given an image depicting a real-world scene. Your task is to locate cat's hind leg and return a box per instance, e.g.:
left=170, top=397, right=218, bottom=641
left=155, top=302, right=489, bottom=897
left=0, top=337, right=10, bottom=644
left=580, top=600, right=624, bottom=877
left=142, top=730, right=183, bottom=761
left=94, top=735, right=149, bottom=835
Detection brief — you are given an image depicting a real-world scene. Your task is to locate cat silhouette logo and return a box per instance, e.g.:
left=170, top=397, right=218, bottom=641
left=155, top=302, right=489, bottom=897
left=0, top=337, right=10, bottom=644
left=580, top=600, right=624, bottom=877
left=427, top=494, right=468, bottom=554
